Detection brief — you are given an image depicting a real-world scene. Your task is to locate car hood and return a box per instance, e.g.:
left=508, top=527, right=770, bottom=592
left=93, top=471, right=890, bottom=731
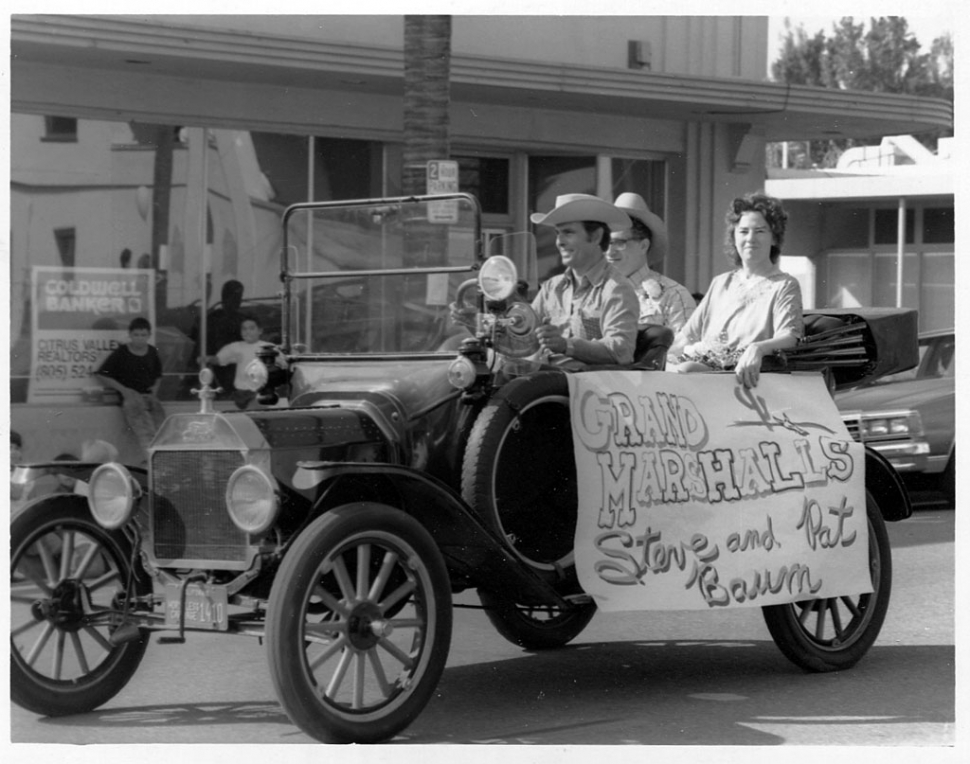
left=835, top=376, right=953, bottom=412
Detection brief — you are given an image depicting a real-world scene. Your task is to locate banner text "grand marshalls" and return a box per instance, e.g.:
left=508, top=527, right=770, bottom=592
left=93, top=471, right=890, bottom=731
left=575, top=389, right=856, bottom=527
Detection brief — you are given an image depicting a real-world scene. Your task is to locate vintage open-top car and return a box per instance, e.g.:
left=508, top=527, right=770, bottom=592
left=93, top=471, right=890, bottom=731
left=11, top=193, right=918, bottom=744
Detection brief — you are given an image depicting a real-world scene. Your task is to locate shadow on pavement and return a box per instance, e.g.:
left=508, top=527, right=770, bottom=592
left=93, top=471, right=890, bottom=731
left=402, top=639, right=954, bottom=744
left=19, top=638, right=952, bottom=745
left=16, top=637, right=953, bottom=746
left=27, top=699, right=294, bottom=732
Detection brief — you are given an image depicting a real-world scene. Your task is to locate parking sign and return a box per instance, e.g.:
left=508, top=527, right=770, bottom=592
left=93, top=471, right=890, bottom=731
left=427, top=160, right=459, bottom=223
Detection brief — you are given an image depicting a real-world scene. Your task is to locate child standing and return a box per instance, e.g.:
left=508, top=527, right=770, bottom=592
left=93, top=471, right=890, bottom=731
left=94, top=317, right=166, bottom=461
left=204, top=315, right=281, bottom=409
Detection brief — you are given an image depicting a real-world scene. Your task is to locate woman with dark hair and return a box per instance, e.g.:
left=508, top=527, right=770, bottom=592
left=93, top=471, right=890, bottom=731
left=668, top=192, right=804, bottom=388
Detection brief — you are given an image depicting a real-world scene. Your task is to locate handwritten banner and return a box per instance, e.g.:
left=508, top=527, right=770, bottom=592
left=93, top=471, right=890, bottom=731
left=29, top=266, right=156, bottom=403
left=567, top=371, right=870, bottom=611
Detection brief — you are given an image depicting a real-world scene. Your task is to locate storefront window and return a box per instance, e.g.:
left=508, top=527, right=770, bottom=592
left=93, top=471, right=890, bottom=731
left=527, top=155, right=665, bottom=279
left=922, top=207, right=954, bottom=244
left=249, top=132, right=310, bottom=207
left=7, top=120, right=244, bottom=403
left=10, top=117, right=396, bottom=406
left=821, top=207, right=869, bottom=249
left=455, top=155, right=510, bottom=215
left=919, top=252, right=955, bottom=330
left=874, top=207, right=915, bottom=245
left=872, top=252, right=919, bottom=309
left=312, top=136, right=382, bottom=203
left=824, top=252, right=871, bottom=308
left=249, top=134, right=383, bottom=206
left=528, top=156, right=597, bottom=279
left=610, top=158, right=665, bottom=214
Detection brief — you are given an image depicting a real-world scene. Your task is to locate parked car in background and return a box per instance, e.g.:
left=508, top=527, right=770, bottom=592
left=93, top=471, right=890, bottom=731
left=836, top=329, right=955, bottom=503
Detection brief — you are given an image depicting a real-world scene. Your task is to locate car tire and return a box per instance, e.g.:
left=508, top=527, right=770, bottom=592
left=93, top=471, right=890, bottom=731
left=10, top=496, right=150, bottom=717
left=461, top=370, right=578, bottom=575
left=762, top=491, right=891, bottom=672
left=941, top=450, right=955, bottom=506
left=265, top=503, right=452, bottom=744
left=477, top=588, right=596, bottom=650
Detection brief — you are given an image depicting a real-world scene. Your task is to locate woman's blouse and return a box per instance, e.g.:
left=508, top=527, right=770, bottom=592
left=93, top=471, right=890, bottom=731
left=673, top=269, right=804, bottom=368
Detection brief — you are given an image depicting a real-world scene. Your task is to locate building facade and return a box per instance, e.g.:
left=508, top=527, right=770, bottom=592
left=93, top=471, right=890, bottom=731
left=8, top=14, right=953, bottom=460
left=766, top=136, right=954, bottom=333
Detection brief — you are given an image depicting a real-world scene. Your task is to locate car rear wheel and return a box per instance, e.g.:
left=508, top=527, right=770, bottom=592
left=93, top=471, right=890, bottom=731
left=762, top=491, right=891, bottom=672
left=265, top=503, right=452, bottom=743
left=10, top=497, right=149, bottom=716
left=477, top=588, right=596, bottom=650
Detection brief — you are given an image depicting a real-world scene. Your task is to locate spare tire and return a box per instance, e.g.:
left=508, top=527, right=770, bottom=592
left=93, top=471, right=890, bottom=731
left=461, top=371, right=578, bottom=576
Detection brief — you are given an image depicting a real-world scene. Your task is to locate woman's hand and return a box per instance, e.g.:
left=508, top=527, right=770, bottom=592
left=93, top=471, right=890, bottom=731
left=734, top=344, right=766, bottom=388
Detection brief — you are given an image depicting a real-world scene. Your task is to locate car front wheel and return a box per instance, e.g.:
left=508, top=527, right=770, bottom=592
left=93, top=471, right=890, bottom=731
left=10, top=496, right=149, bottom=716
left=265, top=503, right=453, bottom=743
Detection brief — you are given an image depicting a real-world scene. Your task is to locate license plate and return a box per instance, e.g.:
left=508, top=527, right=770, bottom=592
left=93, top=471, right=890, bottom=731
left=164, top=583, right=229, bottom=631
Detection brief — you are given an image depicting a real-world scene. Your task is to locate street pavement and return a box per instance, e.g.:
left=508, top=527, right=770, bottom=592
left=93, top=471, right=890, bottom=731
left=6, top=495, right=958, bottom=758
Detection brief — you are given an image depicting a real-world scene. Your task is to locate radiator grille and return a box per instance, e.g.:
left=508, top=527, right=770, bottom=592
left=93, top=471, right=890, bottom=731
left=151, top=450, right=249, bottom=563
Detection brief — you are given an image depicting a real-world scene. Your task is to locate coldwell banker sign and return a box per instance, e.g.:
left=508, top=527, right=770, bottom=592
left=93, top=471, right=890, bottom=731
left=29, top=267, right=156, bottom=403
left=567, top=371, right=870, bottom=611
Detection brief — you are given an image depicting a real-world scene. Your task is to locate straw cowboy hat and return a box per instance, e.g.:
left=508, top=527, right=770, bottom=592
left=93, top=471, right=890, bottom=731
left=530, top=193, right=632, bottom=230
left=613, top=192, right=668, bottom=268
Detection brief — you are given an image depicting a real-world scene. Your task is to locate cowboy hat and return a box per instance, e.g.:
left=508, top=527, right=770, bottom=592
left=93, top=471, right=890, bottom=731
left=530, top=194, right=632, bottom=230
left=613, top=192, right=668, bottom=268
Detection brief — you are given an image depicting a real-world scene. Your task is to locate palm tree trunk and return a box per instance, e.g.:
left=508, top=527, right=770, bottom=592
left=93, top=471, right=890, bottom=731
left=402, top=15, right=452, bottom=199
left=398, top=15, right=453, bottom=348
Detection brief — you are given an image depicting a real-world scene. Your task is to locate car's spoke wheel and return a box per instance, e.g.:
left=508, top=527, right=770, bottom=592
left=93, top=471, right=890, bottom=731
left=477, top=588, right=596, bottom=650
left=265, top=503, right=452, bottom=743
left=762, top=491, right=891, bottom=672
left=10, top=497, right=148, bottom=716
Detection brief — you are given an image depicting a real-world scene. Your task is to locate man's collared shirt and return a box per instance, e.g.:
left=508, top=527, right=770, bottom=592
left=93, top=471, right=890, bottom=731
left=531, top=258, right=638, bottom=365
left=627, top=263, right=697, bottom=333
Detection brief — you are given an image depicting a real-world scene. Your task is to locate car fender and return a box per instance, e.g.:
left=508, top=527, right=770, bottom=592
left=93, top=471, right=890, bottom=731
left=11, top=462, right=149, bottom=504
left=864, top=446, right=913, bottom=521
left=11, top=491, right=154, bottom=590
left=11, top=490, right=93, bottom=525
left=292, top=462, right=570, bottom=606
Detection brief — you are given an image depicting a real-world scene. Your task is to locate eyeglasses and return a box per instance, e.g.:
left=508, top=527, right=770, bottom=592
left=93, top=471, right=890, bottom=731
left=608, top=238, right=641, bottom=251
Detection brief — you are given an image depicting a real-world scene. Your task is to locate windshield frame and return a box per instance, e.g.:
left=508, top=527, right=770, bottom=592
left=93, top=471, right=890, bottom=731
left=279, top=193, right=484, bottom=357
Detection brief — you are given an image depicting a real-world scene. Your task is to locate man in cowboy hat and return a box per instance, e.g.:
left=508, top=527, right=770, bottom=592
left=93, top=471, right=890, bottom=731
left=528, top=193, right=639, bottom=367
left=611, top=192, right=695, bottom=333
